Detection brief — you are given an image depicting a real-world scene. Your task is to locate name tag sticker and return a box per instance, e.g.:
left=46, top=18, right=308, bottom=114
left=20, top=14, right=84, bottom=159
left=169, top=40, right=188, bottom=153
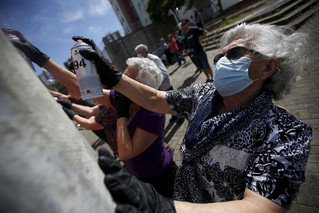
left=210, top=144, right=250, bottom=170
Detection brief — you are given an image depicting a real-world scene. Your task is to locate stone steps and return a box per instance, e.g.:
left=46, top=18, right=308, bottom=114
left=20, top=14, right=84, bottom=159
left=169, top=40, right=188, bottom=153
left=202, top=0, right=319, bottom=51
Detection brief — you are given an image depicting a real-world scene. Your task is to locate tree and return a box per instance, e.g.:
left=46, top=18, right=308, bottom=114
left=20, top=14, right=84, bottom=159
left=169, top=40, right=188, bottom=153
left=146, top=0, right=215, bottom=24
left=46, top=80, right=68, bottom=94
left=184, top=0, right=211, bottom=11
left=145, top=0, right=186, bottom=24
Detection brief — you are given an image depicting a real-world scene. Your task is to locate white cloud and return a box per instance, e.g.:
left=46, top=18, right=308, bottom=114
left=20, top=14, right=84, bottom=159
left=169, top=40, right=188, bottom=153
left=88, top=26, right=102, bottom=34
left=63, top=25, right=76, bottom=35
left=61, top=9, right=84, bottom=23
left=89, top=0, right=110, bottom=16
left=31, top=15, right=51, bottom=23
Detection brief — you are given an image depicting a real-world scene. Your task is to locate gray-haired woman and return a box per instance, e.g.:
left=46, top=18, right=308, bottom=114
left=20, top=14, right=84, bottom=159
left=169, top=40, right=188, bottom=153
left=77, top=23, right=312, bottom=212
left=74, top=54, right=178, bottom=199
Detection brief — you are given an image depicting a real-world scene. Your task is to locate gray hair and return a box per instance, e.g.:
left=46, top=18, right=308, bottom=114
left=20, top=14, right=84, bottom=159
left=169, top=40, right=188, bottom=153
left=134, top=44, right=148, bottom=53
left=126, top=57, right=163, bottom=89
left=220, top=23, right=309, bottom=100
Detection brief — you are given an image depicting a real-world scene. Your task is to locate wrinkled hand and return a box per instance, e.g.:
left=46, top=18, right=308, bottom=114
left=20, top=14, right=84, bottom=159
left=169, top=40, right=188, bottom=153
left=114, top=91, right=131, bottom=118
left=72, top=36, right=122, bottom=88
left=56, top=98, right=72, bottom=109
left=62, top=107, right=76, bottom=119
left=2, top=28, right=50, bottom=67
left=98, top=148, right=176, bottom=213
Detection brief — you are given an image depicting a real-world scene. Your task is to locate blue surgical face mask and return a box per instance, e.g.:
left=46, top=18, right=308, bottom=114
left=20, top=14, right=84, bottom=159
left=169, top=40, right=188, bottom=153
left=137, top=53, right=143, bottom=58
left=213, top=57, right=258, bottom=96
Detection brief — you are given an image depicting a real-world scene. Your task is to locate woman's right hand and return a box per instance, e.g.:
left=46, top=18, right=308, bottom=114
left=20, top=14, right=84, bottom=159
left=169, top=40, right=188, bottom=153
left=72, top=36, right=122, bottom=89
left=114, top=91, right=132, bottom=118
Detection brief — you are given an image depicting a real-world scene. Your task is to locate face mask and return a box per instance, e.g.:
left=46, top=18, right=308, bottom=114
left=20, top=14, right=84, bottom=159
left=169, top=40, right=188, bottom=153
left=213, top=57, right=258, bottom=96
left=137, top=53, right=143, bottom=58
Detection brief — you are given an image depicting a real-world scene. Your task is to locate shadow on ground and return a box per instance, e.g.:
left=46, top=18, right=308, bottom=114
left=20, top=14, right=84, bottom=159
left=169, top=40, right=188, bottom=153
left=164, top=119, right=185, bottom=143
left=178, top=71, right=202, bottom=89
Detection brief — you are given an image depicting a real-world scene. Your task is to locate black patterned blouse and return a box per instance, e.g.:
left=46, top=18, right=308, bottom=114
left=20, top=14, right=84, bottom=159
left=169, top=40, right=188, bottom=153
left=166, top=83, right=312, bottom=209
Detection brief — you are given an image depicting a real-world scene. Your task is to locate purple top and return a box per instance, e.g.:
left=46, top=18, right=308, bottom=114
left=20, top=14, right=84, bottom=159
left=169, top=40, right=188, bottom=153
left=110, top=90, right=171, bottom=178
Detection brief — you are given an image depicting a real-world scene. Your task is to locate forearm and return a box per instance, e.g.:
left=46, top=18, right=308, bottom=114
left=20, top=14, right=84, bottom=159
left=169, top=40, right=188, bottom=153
left=174, top=188, right=287, bottom=213
left=199, top=31, right=207, bottom=44
left=71, top=104, right=96, bottom=118
left=175, top=200, right=257, bottom=213
left=48, top=90, right=68, bottom=100
left=73, top=115, right=103, bottom=130
left=117, top=117, right=133, bottom=160
left=42, top=59, right=81, bottom=99
left=114, top=75, right=173, bottom=114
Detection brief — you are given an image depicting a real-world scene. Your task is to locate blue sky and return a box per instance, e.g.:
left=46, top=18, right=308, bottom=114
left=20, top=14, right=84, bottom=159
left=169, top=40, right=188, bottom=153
left=0, top=0, right=122, bottom=75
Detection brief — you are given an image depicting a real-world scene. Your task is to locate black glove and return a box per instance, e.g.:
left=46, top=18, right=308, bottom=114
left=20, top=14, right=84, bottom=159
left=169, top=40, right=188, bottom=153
left=2, top=28, right=50, bottom=67
left=56, top=99, right=72, bottom=109
left=62, top=107, right=76, bottom=119
left=72, top=36, right=122, bottom=88
left=114, top=91, right=131, bottom=118
left=98, top=148, right=176, bottom=213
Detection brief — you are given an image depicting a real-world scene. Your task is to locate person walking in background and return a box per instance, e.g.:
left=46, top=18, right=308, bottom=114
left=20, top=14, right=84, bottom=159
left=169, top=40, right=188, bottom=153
left=159, top=37, right=173, bottom=65
left=135, top=44, right=173, bottom=92
left=167, top=33, right=186, bottom=66
left=181, top=18, right=214, bottom=82
left=173, top=26, right=184, bottom=52
left=194, top=10, right=204, bottom=28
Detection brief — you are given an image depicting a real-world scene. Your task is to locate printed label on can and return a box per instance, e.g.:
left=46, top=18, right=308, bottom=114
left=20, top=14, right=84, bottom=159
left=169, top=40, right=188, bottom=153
left=71, top=41, right=103, bottom=99
left=77, top=74, right=103, bottom=100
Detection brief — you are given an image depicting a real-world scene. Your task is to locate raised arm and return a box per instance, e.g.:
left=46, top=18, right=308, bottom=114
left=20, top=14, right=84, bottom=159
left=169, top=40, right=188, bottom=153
left=42, top=59, right=81, bottom=99
left=70, top=104, right=100, bottom=118
left=199, top=29, right=207, bottom=45
left=115, top=75, right=173, bottom=114
left=48, top=89, right=69, bottom=100
left=2, top=28, right=82, bottom=99
left=60, top=106, right=104, bottom=130
left=174, top=188, right=287, bottom=213
left=72, top=36, right=174, bottom=115
left=73, top=115, right=103, bottom=130
left=113, top=91, right=158, bottom=160
left=116, top=117, right=157, bottom=161
left=97, top=149, right=288, bottom=213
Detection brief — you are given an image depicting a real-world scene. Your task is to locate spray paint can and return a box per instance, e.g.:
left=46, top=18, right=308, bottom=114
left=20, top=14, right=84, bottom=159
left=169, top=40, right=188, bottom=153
left=5, top=33, right=36, bottom=71
left=71, top=40, right=103, bottom=100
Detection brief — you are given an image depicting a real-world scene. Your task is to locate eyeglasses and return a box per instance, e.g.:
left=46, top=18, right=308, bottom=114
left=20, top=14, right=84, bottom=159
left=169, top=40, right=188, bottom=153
left=213, top=46, right=261, bottom=65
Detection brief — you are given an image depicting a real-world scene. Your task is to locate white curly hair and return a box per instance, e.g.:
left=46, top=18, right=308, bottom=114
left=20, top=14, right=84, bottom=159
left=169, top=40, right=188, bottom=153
left=220, top=23, right=309, bottom=100
left=126, top=57, right=163, bottom=89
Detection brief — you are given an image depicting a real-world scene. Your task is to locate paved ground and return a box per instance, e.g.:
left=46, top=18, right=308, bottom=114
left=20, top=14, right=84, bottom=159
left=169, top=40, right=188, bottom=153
left=81, top=10, right=319, bottom=213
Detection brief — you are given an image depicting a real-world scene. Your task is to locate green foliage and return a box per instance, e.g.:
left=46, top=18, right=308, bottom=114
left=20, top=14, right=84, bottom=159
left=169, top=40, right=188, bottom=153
left=145, top=0, right=214, bottom=24
left=185, top=0, right=211, bottom=11
left=146, top=0, right=186, bottom=24
left=46, top=80, right=68, bottom=95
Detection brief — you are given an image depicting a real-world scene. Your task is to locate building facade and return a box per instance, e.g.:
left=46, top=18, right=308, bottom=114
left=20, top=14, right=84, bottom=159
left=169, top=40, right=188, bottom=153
left=104, top=0, right=243, bottom=70
left=108, top=0, right=152, bottom=35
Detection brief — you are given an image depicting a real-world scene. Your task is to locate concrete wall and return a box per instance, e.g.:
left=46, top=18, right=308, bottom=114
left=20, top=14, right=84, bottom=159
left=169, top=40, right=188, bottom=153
left=0, top=31, right=115, bottom=213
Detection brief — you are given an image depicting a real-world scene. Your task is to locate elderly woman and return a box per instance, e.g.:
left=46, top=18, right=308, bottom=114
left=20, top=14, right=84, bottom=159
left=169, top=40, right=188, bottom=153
left=76, top=23, right=312, bottom=212
left=89, top=56, right=178, bottom=199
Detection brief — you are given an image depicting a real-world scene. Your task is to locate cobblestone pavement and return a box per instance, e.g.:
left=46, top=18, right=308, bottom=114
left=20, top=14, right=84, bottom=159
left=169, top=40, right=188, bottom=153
left=81, top=10, right=319, bottom=213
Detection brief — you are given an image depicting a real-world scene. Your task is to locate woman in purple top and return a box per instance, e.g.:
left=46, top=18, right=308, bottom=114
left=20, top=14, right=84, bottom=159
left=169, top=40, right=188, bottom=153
left=99, top=57, right=178, bottom=198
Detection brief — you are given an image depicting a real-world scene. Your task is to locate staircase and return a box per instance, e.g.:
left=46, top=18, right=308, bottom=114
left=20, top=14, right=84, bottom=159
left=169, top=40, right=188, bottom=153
left=202, top=0, right=319, bottom=51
